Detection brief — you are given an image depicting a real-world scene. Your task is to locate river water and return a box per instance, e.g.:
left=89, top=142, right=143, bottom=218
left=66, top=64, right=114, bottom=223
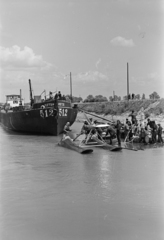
left=0, top=122, right=164, bottom=240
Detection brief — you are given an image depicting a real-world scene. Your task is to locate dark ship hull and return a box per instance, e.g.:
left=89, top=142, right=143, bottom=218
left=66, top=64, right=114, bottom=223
left=0, top=100, right=78, bottom=135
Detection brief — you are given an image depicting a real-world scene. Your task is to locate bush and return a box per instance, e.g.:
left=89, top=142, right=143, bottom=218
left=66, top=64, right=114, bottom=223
left=118, top=106, right=125, bottom=114
left=124, top=102, right=129, bottom=108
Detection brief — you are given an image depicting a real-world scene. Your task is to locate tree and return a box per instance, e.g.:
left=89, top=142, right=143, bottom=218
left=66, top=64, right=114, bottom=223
left=109, top=96, right=113, bottom=101
left=102, top=97, right=108, bottom=102
left=84, top=95, right=95, bottom=102
left=114, top=95, right=117, bottom=101
left=95, top=95, right=108, bottom=102
left=149, top=91, right=160, bottom=99
left=95, top=95, right=102, bottom=102
left=72, top=96, right=83, bottom=102
left=87, top=94, right=94, bottom=100
left=113, top=95, right=121, bottom=101
left=142, top=93, right=145, bottom=100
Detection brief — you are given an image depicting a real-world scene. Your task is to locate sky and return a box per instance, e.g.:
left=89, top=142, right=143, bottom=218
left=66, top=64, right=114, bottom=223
left=0, top=0, right=164, bottom=102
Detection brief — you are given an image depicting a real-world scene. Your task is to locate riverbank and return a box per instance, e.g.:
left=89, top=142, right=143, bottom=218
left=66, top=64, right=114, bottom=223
left=77, top=99, right=164, bottom=116
left=76, top=111, right=164, bottom=128
left=76, top=99, right=164, bottom=128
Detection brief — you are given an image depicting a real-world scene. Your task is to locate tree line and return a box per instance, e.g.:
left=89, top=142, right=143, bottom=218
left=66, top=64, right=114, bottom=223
left=69, top=91, right=160, bottom=103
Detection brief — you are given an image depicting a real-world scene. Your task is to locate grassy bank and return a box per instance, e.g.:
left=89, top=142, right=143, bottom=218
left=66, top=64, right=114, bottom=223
left=77, top=99, right=164, bottom=117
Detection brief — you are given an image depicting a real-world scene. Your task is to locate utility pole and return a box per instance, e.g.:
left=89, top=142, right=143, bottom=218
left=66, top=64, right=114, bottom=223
left=127, top=62, right=129, bottom=100
left=70, top=72, right=72, bottom=102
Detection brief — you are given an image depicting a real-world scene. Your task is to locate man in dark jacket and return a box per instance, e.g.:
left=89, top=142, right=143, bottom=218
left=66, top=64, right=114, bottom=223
left=105, top=125, right=116, bottom=145
left=157, top=124, right=163, bottom=143
left=147, top=118, right=153, bottom=128
left=115, top=120, right=121, bottom=147
left=151, top=121, right=157, bottom=143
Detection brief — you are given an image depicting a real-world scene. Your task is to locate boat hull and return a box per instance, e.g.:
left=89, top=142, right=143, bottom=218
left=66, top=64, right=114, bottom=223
left=58, top=138, right=93, bottom=154
left=0, top=104, right=78, bottom=136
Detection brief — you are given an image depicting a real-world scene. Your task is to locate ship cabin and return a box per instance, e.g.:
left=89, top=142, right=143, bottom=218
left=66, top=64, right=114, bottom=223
left=6, top=94, right=24, bottom=109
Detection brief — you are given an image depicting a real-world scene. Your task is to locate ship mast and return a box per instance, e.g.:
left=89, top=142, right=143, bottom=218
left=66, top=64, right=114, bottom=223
left=20, top=89, right=22, bottom=105
left=29, top=79, right=33, bottom=106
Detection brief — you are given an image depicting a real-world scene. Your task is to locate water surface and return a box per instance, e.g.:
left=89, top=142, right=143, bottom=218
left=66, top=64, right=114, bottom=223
left=0, top=123, right=164, bottom=240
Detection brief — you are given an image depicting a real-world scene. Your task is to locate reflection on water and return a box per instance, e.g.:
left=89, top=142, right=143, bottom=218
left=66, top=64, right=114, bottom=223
left=0, top=123, right=164, bottom=240
left=99, top=155, right=114, bottom=201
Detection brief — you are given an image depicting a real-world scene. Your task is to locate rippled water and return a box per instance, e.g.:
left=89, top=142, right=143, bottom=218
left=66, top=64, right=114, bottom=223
left=0, top=122, right=164, bottom=240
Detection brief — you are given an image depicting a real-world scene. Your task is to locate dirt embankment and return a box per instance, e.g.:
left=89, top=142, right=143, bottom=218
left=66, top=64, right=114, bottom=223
left=77, top=99, right=164, bottom=127
left=78, top=99, right=164, bottom=116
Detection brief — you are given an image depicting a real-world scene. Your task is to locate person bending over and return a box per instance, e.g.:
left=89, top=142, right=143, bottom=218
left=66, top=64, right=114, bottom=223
left=63, top=122, right=71, bottom=139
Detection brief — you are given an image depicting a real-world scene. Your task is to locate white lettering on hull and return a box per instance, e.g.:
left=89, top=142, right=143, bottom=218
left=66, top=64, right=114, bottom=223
left=40, top=108, right=57, bottom=119
left=59, top=108, right=68, bottom=117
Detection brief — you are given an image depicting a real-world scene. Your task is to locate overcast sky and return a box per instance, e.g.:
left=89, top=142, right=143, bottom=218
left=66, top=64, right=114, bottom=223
left=0, top=0, right=164, bottom=102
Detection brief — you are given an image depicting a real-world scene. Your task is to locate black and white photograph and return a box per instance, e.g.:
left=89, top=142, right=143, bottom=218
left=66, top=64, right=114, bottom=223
left=0, top=0, right=164, bottom=239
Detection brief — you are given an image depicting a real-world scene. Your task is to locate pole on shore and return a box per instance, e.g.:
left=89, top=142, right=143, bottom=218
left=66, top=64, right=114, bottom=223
left=70, top=72, right=72, bottom=102
left=79, top=108, right=115, bottom=124
left=127, top=62, right=129, bottom=100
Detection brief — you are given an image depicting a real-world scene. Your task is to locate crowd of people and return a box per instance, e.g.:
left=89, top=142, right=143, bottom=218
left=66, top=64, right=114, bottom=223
left=49, top=91, right=67, bottom=101
left=61, top=110, right=163, bottom=146
left=121, top=116, right=163, bottom=144
left=80, top=118, right=122, bottom=146
left=80, top=112, right=164, bottom=146
left=43, top=91, right=69, bottom=101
